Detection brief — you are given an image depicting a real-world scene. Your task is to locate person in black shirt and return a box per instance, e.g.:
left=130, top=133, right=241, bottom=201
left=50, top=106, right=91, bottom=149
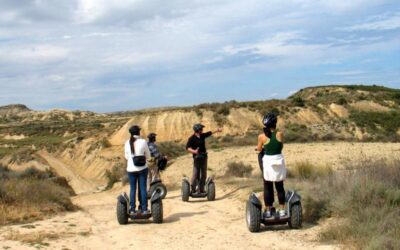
left=186, top=123, right=222, bottom=194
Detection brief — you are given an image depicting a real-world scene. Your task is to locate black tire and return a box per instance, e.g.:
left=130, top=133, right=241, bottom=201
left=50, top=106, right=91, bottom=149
left=149, top=183, right=168, bottom=199
left=182, top=180, right=190, bottom=202
left=288, top=203, right=302, bottom=229
left=116, top=200, right=128, bottom=225
left=246, top=200, right=261, bottom=232
left=207, top=182, right=216, bottom=201
left=151, top=200, right=163, bottom=224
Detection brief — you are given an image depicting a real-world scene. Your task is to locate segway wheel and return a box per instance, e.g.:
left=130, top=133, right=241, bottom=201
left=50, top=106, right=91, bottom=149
left=288, top=203, right=302, bottom=229
left=207, top=182, right=216, bottom=201
left=116, top=199, right=128, bottom=225
left=246, top=200, right=261, bottom=232
left=151, top=200, right=163, bottom=224
left=182, top=180, right=190, bottom=202
left=149, top=183, right=168, bottom=199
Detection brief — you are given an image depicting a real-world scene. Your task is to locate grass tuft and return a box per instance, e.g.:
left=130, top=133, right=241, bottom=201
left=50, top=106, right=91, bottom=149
left=288, top=161, right=332, bottom=180
left=224, top=161, right=253, bottom=177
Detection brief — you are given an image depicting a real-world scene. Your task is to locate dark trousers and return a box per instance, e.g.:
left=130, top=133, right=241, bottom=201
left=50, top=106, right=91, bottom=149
left=191, top=157, right=207, bottom=192
left=258, top=151, right=264, bottom=173
left=263, top=180, right=285, bottom=207
left=128, top=168, right=148, bottom=212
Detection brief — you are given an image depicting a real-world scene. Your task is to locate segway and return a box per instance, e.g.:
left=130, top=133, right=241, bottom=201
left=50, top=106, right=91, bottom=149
left=116, top=191, right=163, bottom=225
left=181, top=177, right=215, bottom=202
left=147, top=156, right=168, bottom=199
left=245, top=190, right=302, bottom=232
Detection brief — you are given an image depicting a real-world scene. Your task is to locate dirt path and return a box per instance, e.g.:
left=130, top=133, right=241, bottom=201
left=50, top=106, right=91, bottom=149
left=0, top=184, right=338, bottom=250
left=4, top=142, right=397, bottom=249
left=38, top=151, right=99, bottom=195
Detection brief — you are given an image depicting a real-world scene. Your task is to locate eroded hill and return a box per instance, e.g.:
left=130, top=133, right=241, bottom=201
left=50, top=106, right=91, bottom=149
left=0, top=85, right=399, bottom=187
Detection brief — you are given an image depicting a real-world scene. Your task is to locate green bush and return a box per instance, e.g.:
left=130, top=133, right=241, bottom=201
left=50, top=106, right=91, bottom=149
left=284, top=123, right=314, bottom=142
left=225, top=161, right=253, bottom=177
left=158, top=141, right=186, bottom=159
left=350, top=111, right=400, bottom=139
left=336, top=96, right=347, bottom=105
left=291, top=97, right=305, bottom=107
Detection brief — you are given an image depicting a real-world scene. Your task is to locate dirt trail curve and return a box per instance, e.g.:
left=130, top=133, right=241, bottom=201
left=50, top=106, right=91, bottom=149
left=4, top=142, right=386, bottom=249
left=0, top=186, right=338, bottom=250
left=38, top=151, right=99, bottom=195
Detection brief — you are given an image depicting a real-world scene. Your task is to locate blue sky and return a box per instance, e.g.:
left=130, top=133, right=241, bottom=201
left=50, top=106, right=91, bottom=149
left=0, top=0, right=399, bottom=112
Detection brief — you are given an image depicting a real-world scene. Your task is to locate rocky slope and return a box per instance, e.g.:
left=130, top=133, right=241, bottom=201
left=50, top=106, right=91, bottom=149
left=0, top=85, right=399, bottom=187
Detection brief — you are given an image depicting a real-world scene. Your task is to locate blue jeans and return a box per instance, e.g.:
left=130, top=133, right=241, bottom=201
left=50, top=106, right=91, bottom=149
left=128, top=168, right=148, bottom=212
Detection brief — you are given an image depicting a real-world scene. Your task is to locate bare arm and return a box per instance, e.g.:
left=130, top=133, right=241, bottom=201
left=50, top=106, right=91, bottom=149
left=276, top=131, right=284, bottom=144
left=256, top=134, right=266, bottom=152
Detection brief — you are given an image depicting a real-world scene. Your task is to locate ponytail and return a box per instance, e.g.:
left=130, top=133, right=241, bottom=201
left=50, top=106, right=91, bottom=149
left=263, top=121, right=277, bottom=139
left=263, top=127, right=272, bottom=138
left=130, top=135, right=136, bottom=155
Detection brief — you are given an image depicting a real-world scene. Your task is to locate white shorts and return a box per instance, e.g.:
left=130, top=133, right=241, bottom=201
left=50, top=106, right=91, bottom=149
left=262, top=154, right=287, bottom=182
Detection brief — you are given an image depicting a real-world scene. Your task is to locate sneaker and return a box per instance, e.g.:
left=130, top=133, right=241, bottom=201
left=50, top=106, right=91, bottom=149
left=263, top=210, right=271, bottom=218
left=129, top=209, right=137, bottom=215
left=141, top=210, right=151, bottom=215
left=279, top=209, right=286, bottom=217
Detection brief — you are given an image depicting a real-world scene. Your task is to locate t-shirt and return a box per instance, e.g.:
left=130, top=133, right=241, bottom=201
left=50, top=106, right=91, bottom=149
left=148, top=142, right=161, bottom=159
left=186, top=131, right=212, bottom=158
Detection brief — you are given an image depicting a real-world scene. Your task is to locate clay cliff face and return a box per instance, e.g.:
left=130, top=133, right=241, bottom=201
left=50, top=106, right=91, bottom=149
left=110, top=108, right=262, bottom=145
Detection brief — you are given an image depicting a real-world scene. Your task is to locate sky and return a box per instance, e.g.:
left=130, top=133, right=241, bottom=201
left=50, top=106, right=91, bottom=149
left=0, top=0, right=399, bottom=112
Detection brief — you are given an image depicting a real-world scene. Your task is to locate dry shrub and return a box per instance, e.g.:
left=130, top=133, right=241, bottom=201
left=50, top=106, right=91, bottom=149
left=105, top=163, right=127, bottom=189
left=0, top=167, right=75, bottom=225
left=288, top=161, right=332, bottom=180
left=4, top=230, right=60, bottom=245
left=225, top=161, right=253, bottom=177
left=302, top=157, right=400, bottom=249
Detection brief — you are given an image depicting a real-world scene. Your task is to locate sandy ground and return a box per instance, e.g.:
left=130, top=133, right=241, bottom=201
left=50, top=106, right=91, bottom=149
left=1, top=142, right=399, bottom=250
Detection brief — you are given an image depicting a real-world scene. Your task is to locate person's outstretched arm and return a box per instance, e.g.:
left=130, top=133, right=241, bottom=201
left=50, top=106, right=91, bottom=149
left=212, top=128, right=223, bottom=134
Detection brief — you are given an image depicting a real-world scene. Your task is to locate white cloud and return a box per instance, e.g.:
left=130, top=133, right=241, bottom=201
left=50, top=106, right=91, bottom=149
left=344, top=12, right=400, bottom=31
left=0, top=45, right=69, bottom=62
left=0, top=0, right=399, bottom=111
left=47, top=74, right=66, bottom=82
left=327, top=70, right=366, bottom=76
left=101, top=52, right=160, bottom=66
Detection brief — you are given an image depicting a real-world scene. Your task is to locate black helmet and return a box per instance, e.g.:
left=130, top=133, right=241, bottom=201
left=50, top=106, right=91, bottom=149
left=147, top=133, right=157, bottom=141
left=262, top=113, right=277, bottom=127
left=193, top=123, right=205, bottom=132
left=129, top=125, right=141, bottom=135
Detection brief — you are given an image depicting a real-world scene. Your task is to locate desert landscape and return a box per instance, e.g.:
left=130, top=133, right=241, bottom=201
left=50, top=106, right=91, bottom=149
left=0, top=142, right=398, bottom=250
left=0, top=85, right=399, bottom=249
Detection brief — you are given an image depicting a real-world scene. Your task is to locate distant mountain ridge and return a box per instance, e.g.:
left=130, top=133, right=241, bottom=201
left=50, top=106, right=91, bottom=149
left=1, top=84, right=399, bottom=143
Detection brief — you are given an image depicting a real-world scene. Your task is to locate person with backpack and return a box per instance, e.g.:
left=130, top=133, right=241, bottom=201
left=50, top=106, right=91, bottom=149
left=256, top=113, right=287, bottom=218
left=146, top=133, right=167, bottom=188
left=186, top=123, right=222, bottom=194
left=124, top=125, right=151, bottom=215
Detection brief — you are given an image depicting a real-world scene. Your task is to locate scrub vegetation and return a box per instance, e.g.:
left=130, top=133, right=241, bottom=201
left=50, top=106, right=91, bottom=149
left=292, top=158, right=400, bottom=249
left=0, top=165, right=76, bottom=225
